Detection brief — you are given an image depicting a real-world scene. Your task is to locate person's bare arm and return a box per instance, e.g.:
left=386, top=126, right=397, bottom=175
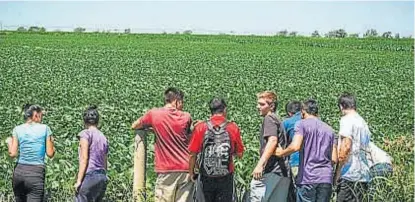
left=236, top=152, right=243, bottom=158
left=131, top=117, right=144, bottom=130
left=338, top=117, right=353, bottom=164
left=252, top=136, right=278, bottom=180
left=338, top=137, right=352, bottom=163
left=8, top=136, right=18, bottom=158
left=75, top=138, right=89, bottom=191
left=132, top=110, right=154, bottom=130
left=332, top=142, right=338, bottom=164
left=46, top=136, right=55, bottom=158
left=189, top=152, right=197, bottom=181
left=275, top=134, right=303, bottom=157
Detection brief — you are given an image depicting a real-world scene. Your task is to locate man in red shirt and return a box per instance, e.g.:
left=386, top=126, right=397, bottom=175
left=188, top=97, right=244, bottom=202
left=131, top=87, right=194, bottom=202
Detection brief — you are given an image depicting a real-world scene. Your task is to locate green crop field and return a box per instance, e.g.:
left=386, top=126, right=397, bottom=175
left=0, top=32, right=413, bottom=201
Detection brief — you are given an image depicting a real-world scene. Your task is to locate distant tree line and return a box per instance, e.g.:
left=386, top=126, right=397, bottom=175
left=16, top=26, right=46, bottom=32
left=12, top=26, right=412, bottom=39
left=305, top=29, right=409, bottom=39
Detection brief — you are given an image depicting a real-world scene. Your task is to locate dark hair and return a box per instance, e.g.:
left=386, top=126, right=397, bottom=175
left=209, top=97, right=227, bottom=114
left=83, top=105, right=99, bottom=126
left=338, top=92, right=356, bottom=110
left=302, top=99, right=319, bottom=116
left=22, top=104, right=42, bottom=120
left=285, top=101, right=302, bottom=115
left=164, top=87, right=184, bottom=104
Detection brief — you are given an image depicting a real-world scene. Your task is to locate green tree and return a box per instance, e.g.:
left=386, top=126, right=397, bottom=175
left=17, top=26, right=27, bottom=32
left=382, top=31, right=393, bottom=38
left=364, top=29, right=378, bottom=37
left=277, top=29, right=288, bottom=36
left=311, top=30, right=320, bottom=37
left=183, top=30, right=192, bottom=35
left=74, top=27, right=86, bottom=33
left=289, top=31, right=297, bottom=37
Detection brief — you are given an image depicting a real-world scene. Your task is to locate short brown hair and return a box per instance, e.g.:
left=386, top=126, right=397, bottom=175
left=164, top=87, right=184, bottom=104
left=257, top=91, right=278, bottom=112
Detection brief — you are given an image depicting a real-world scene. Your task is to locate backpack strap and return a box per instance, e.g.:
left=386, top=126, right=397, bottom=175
left=198, top=120, right=212, bottom=172
left=206, top=120, right=229, bottom=134
left=216, top=121, right=229, bottom=129
left=206, top=120, right=215, bottom=133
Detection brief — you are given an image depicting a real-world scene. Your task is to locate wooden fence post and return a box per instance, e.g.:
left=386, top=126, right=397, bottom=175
left=133, top=129, right=147, bottom=201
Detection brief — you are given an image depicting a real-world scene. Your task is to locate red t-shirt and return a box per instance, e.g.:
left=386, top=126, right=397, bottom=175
left=139, top=107, right=192, bottom=173
left=188, top=115, right=245, bottom=173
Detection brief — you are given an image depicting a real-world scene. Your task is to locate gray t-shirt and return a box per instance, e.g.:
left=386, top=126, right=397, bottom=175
left=259, top=113, right=290, bottom=177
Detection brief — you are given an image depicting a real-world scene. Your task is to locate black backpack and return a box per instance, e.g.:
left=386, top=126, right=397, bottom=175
left=199, top=120, right=232, bottom=177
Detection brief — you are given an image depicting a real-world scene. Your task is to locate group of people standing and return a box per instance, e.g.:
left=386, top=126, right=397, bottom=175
left=6, top=87, right=393, bottom=202
left=7, top=105, right=108, bottom=202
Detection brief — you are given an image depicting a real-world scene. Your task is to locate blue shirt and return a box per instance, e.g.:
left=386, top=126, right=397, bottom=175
left=282, top=112, right=302, bottom=167
left=12, top=123, right=52, bottom=165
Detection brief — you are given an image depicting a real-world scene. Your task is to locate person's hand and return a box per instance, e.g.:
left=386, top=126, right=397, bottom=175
left=274, top=147, right=283, bottom=157
left=74, top=181, right=82, bottom=193
left=252, top=165, right=264, bottom=180
left=189, top=172, right=197, bottom=183
left=192, top=120, right=203, bottom=128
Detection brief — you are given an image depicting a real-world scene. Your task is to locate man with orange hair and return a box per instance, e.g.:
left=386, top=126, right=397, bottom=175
left=250, top=91, right=291, bottom=202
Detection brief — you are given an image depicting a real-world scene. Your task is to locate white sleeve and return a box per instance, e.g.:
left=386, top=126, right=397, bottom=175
left=339, top=117, right=353, bottom=139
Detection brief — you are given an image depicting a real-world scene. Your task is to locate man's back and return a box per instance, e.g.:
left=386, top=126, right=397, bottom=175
left=339, top=112, right=371, bottom=182
left=189, top=115, right=244, bottom=174
left=140, top=107, right=192, bottom=173
left=296, top=117, right=335, bottom=185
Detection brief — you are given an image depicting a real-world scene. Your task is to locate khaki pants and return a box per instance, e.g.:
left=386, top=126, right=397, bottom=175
left=155, top=172, right=195, bottom=202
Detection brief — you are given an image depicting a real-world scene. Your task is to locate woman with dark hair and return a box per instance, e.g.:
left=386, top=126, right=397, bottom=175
left=6, top=104, right=55, bottom=202
left=74, top=105, right=109, bottom=202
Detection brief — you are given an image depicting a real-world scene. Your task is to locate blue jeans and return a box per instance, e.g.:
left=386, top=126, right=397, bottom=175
left=368, top=163, right=393, bottom=201
left=75, top=170, right=108, bottom=202
left=370, top=163, right=393, bottom=178
left=296, top=183, right=332, bottom=202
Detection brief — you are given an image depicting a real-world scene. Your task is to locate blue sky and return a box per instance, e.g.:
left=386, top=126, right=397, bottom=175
left=0, top=1, right=413, bottom=36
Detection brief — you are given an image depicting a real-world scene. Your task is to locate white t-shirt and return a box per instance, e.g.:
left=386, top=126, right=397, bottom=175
left=339, top=112, right=371, bottom=182
left=367, top=142, right=392, bottom=167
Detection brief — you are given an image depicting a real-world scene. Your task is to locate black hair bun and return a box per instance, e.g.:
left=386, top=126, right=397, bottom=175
left=22, top=104, right=42, bottom=120
left=84, top=105, right=99, bottom=125
left=22, top=103, right=32, bottom=111
left=87, top=105, right=98, bottom=110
